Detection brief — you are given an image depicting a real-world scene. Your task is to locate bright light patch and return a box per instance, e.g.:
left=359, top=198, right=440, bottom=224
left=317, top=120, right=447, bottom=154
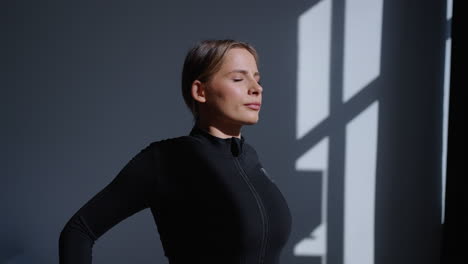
left=342, top=0, right=383, bottom=102
left=296, top=0, right=332, bottom=139
left=344, top=101, right=379, bottom=264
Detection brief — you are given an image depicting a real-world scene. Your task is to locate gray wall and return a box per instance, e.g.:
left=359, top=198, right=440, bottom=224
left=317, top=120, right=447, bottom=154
left=2, top=0, right=447, bottom=263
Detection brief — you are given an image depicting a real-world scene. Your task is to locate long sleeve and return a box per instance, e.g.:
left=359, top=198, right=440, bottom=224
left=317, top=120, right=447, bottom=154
left=59, top=143, right=158, bottom=264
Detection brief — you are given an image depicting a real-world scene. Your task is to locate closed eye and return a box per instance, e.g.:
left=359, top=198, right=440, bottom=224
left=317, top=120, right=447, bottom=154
left=233, top=79, right=243, bottom=82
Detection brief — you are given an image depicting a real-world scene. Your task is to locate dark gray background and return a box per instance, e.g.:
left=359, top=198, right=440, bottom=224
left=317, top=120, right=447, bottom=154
left=2, top=0, right=447, bottom=263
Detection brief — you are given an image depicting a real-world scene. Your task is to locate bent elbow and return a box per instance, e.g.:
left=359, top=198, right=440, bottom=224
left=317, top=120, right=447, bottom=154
left=58, top=216, right=96, bottom=264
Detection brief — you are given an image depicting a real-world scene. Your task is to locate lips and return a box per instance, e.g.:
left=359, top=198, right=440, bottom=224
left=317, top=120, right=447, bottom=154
left=244, top=103, right=261, bottom=110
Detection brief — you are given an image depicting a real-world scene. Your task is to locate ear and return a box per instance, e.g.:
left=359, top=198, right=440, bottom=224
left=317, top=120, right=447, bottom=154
left=191, top=80, right=207, bottom=103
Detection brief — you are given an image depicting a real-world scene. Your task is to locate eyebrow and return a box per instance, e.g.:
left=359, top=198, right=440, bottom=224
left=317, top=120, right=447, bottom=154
left=226, top=69, right=260, bottom=77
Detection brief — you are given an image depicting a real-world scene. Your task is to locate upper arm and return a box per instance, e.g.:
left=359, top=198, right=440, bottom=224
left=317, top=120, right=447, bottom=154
left=59, top=142, right=159, bottom=259
left=76, top=143, right=158, bottom=238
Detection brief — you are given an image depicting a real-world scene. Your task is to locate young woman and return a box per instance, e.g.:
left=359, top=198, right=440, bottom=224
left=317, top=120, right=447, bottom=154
left=59, top=39, right=292, bottom=264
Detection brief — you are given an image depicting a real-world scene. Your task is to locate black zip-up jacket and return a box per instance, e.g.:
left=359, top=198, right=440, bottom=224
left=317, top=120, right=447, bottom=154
left=59, top=124, right=292, bottom=263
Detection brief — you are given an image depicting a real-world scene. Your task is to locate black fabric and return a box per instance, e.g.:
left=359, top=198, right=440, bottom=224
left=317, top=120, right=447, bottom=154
left=59, top=124, right=292, bottom=264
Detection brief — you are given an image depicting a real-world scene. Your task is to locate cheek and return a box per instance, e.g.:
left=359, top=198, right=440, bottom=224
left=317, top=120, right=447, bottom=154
left=213, top=84, right=242, bottom=103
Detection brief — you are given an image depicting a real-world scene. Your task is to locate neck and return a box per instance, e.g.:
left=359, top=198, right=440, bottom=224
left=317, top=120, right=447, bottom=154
left=196, top=118, right=242, bottom=139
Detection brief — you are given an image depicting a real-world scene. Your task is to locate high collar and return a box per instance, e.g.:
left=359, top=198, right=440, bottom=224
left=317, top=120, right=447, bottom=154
left=189, top=124, right=245, bottom=157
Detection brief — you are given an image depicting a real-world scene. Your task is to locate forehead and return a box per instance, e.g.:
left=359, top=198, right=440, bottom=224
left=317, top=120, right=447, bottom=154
left=219, top=48, right=258, bottom=70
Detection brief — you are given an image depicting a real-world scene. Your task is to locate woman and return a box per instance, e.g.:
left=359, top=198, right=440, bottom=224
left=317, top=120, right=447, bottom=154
left=59, top=39, right=292, bottom=264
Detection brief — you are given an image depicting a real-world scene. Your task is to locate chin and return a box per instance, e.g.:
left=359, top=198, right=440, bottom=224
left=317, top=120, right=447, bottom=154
left=229, top=112, right=259, bottom=125
left=240, top=116, right=259, bottom=125
left=242, top=121, right=258, bottom=125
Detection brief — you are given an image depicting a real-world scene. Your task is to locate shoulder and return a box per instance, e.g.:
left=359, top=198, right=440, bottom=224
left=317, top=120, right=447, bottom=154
left=140, top=135, right=202, bottom=155
left=243, top=141, right=260, bottom=159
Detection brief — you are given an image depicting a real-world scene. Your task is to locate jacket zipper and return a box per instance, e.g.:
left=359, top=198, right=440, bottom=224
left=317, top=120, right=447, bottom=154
left=234, top=157, right=268, bottom=264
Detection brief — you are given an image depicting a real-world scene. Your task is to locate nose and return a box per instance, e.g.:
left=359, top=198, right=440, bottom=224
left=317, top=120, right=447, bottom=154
left=248, top=79, right=263, bottom=96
